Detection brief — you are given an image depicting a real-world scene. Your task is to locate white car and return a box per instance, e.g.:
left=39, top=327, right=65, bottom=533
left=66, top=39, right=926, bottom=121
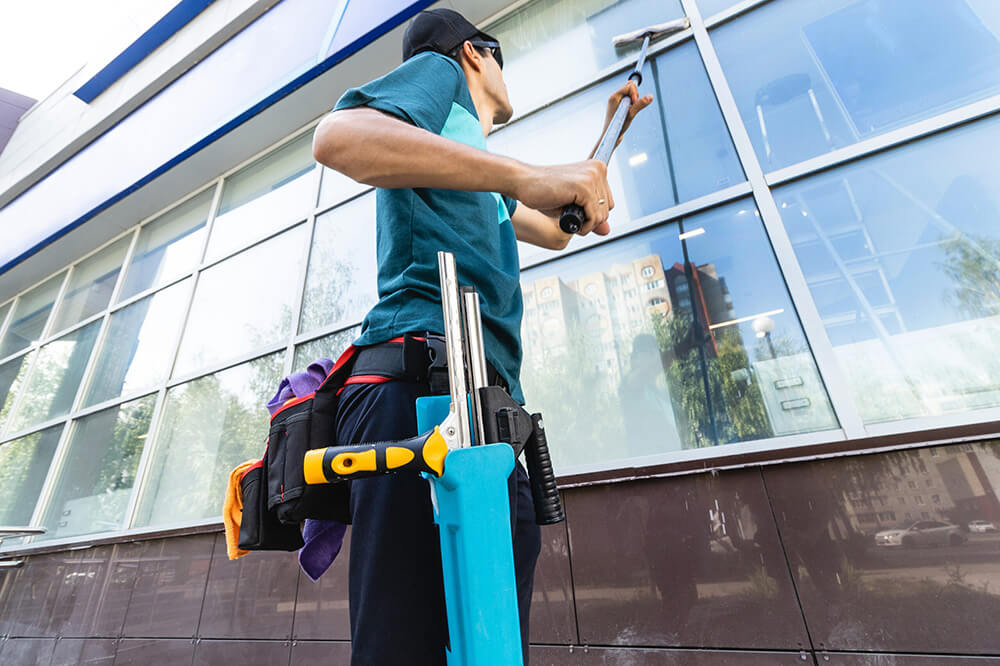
left=968, top=520, right=998, bottom=533
left=875, top=520, right=965, bottom=547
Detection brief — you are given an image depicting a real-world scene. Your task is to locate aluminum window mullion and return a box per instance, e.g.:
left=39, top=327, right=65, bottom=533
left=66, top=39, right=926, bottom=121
left=0, top=298, right=13, bottom=343
left=38, top=268, right=73, bottom=344
left=121, top=386, right=170, bottom=530
left=679, top=0, right=866, bottom=438
left=22, top=418, right=75, bottom=542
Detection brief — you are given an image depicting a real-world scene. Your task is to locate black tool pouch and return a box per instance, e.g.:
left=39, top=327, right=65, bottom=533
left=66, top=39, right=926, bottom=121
left=238, top=460, right=304, bottom=551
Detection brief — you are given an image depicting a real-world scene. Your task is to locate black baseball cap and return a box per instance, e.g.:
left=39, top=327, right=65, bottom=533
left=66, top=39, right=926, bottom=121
left=402, top=8, right=499, bottom=62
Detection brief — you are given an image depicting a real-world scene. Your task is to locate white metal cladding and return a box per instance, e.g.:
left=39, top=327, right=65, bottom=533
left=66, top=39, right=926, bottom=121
left=1, top=0, right=1000, bottom=552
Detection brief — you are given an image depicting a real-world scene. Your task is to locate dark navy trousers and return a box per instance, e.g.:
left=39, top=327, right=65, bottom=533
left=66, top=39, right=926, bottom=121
left=337, top=379, right=541, bottom=665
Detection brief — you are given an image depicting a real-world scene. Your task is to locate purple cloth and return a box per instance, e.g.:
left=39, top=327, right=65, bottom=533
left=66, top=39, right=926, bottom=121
left=266, top=358, right=334, bottom=415
left=264, top=357, right=346, bottom=579
left=298, top=518, right=348, bottom=581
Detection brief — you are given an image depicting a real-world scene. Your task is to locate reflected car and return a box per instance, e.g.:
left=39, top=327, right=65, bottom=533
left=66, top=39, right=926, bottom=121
left=968, top=520, right=998, bottom=533
left=875, top=520, right=965, bottom=547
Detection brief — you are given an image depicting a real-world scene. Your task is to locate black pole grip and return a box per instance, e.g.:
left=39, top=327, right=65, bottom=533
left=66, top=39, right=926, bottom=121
left=559, top=204, right=586, bottom=234
left=524, top=413, right=565, bottom=525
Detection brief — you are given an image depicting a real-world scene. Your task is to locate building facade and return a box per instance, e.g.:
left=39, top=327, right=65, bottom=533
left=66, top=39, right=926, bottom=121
left=1, top=0, right=1000, bottom=663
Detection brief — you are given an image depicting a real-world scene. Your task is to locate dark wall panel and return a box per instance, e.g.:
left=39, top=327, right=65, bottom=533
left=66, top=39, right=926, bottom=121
left=113, top=638, right=196, bottom=664
left=0, top=637, right=56, bottom=664
left=290, top=640, right=352, bottom=663
left=564, top=469, right=809, bottom=649
left=293, top=530, right=352, bottom=641
left=2, top=551, right=67, bottom=637
left=824, top=654, right=1000, bottom=664
left=48, top=545, right=135, bottom=638
left=530, top=645, right=808, bottom=663
left=763, top=440, right=1000, bottom=655
left=193, top=638, right=292, bottom=664
left=199, top=533, right=299, bottom=640
left=50, top=638, right=117, bottom=665
left=120, top=534, right=215, bottom=639
left=530, top=520, right=577, bottom=645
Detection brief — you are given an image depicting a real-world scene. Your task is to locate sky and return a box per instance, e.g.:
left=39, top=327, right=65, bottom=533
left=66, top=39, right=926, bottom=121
left=0, top=0, right=177, bottom=102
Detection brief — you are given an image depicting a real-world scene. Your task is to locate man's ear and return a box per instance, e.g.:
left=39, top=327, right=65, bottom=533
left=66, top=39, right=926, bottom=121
left=460, top=40, right=484, bottom=72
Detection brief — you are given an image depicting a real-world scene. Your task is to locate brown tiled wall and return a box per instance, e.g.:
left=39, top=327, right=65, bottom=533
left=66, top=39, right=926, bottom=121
left=2, top=439, right=999, bottom=664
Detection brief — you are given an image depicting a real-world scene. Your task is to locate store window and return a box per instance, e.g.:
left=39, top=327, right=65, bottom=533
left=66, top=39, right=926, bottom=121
left=0, top=425, right=63, bottom=526
left=713, top=0, right=1000, bottom=170
left=205, top=131, right=316, bottom=262
left=488, top=0, right=684, bottom=113
left=774, top=114, right=1000, bottom=424
left=134, top=352, right=282, bottom=528
left=299, top=194, right=378, bottom=335
left=174, top=224, right=308, bottom=377
left=38, top=395, right=155, bottom=540
left=118, top=189, right=213, bottom=301
left=49, top=236, right=130, bottom=335
left=490, top=42, right=744, bottom=230
left=0, top=272, right=66, bottom=359
left=519, top=198, right=837, bottom=471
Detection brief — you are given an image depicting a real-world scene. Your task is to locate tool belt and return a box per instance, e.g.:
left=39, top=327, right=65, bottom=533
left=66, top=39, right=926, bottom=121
left=238, top=333, right=508, bottom=551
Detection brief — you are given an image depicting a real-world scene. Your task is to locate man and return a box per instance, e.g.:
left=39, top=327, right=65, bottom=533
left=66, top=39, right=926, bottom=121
left=312, top=8, right=651, bottom=664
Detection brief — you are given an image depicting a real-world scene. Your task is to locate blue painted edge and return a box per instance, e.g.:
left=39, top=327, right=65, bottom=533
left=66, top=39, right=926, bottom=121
left=74, top=0, right=215, bottom=103
left=2, top=0, right=435, bottom=277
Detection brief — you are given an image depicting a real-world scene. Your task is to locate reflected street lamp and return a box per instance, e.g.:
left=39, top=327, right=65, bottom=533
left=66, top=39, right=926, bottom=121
left=753, top=315, right=776, bottom=359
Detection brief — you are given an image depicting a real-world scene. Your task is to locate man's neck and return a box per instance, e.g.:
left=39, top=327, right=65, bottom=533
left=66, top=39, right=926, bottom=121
left=467, top=83, right=495, bottom=138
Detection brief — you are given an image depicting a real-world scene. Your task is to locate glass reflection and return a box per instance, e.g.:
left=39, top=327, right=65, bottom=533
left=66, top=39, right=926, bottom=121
left=119, top=189, right=213, bottom=301
left=713, top=0, right=1000, bottom=170
left=293, top=326, right=360, bottom=373
left=0, top=425, right=63, bottom=526
left=174, top=224, right=307, bottom=377
left=520, top=199, right=837, bottom=470
left=695, top=0, right=739, bottom=18
left=0, top=352, right=35, bottom=434
left=83, top=280, right=191, bottom=407
left=767, top=440, right=1000, bottom=653
left=299, top=195, right=378, bottom=335
left=206, top=132, right=316, bottom=262
left=39, top=395, right=155, bottom=540
left=134, top=353, right=283, bottom=527
left=775, top=115, right=1000, bottom=424
left=49, top=236, right=130, bottom=335
left=6, top=321, right=101, bottom=434
left=487, top=0, right=684, bottom=113
left=317, top=166, right=368, bottom=211
left=0, top=272, right=66, bottom=359
left=489, top=42, right=743, bottom=234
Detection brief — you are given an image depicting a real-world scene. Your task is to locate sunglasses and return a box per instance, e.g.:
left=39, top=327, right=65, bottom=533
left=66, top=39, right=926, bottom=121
left=452, top=39, right=504, bottom=69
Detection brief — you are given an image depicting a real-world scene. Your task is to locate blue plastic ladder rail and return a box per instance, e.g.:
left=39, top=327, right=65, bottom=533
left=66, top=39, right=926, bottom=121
left=416, top=394, right=523, bottom=666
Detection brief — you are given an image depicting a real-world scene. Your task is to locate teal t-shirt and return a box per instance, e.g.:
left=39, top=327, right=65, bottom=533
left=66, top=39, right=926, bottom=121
left=333, top=52, right=525, bottom=403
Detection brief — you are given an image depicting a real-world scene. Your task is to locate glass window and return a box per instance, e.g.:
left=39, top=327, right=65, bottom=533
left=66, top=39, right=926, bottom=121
left=5, top=321, right=102, bottom=434
left=318, top=166, right=369, bottom=211
left=0, top=352, right=35, bottom=434
left=174, top=224, right=308, bottom=378
left=206, top=132, right=317, bottom=262
left=293, top=326, right=361, bottom=373
left=520, top=198, right=837, bottom=471
left=774, top=114, right=1000, bottom=425
left=0, top=425, right=63, bottom=526
left=49, top=236, right=131, bottom=335
left=133, top=352, right=283, bottom=528
left=488, top=0, right=684, bottom=113
left=82, top=280, right=192, bottom=407
left=696, top=0, right=740, bottom=18
left=38, top=394, right=155, bottom=540
left=489, top=42, right=743, bottom=238
left=299, top=194, right=378, bottom=335
left=119, top=189, right=213, bottom=301
left=0, top=300, right=11, bottom=338
left=712, top=0, right=1000, bottom=171
left=0, top=272, right=66, bottom=359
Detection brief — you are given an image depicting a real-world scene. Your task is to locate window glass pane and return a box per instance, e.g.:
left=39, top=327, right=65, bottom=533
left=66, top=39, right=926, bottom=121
left=293, top=326, right=360, bottom=373
left=299, top=195, right=377, bottom=335
left=174, top=225, right=307, bottom=377
left=50, top=236, right=131, bottom=334
left=0, top=351, right=35, bottom=433
left=520, top=199, right=837, bottom=471
left=0, top=272, right=66, bottom=359
left=134, top=353, right=283, bottom=527
left=0, top=425, right=63, bottom=526
left=488, top=0, right=684, bottom=113
left=0, top=300, right=11, bottom=337
left=206, top=132, right=316, bottom=261
left=38, top=394, right=155, bottom=540
left=489, top=43, right=744, bottom=242
left=318, top=166, right=369, bottom=211
left=119, top=189, right=212, bottom=301
left=775, top=115, right=1000, bottom=424
left=696, top=0, right=739, bottom=18
left=713, top=0, right=1000, bottom=171
left=83, top=280, right=192, bottom=407
left=6, top=321, right=102, bottom=433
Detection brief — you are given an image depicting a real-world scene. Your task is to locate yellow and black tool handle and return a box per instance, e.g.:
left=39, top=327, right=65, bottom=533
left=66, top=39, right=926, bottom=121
left=303, top=427, right=449, bottom=484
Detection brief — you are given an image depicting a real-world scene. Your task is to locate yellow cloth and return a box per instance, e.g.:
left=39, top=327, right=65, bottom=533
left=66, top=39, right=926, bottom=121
left=224, top=459, right=259, bottom=560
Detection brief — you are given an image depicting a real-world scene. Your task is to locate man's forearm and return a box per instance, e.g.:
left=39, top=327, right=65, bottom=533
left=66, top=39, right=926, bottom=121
left=314, top=108, right=526, bottom=196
